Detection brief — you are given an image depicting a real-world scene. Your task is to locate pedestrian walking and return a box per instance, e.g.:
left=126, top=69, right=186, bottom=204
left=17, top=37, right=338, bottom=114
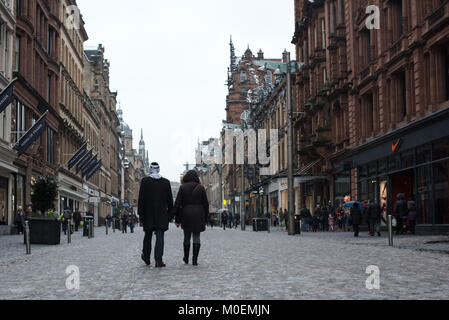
left=209, top=213, right=215, bottom=230
left=336, top=206, right=344, bottom=231
left=407, top=195, right=417, bottom=235
left=106, top=213, right=112, bottom=229
left=394, top=193, right=408, bottom=235
left=73, top=210, right=82, bottom=232
left=284, top=209, right=289, bottom=231
left=228, top=211, right=234, bottom=229
left=15, top=206, right=25, bottom=234
left=321, top=206, right=329, bottom=232
left=350, top=203, right=362, bottom=237
left=138, top=162, right=174, bottom=268
left=221, top=210, right=227, bottom=230
left=366, top=200, right=385, bottom=237
left=172, top=170, right=209, bottom=266
left=312, top=214, right=319, bottom=232
left=129, top=213, right=137, bottom=233
left=122, top=211, right=129, bottom=233
left=328, top=213, right=335, bottom=232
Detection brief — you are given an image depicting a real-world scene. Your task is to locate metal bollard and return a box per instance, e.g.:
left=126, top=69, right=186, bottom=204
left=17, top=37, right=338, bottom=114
left=91, top=220, right=94, bottom=238
left=106, top=221, right=108, bottom=235
left=25, top=221, right=31, bottom=255
left=113, top=218, right=116, bottom=233
left=88, top=220, right=92, bottom=239
left=267, top=218, right=270, bottom=233
left=388, top=215, right=394, bottom=247
left=67, top=219, right=71, bottom=244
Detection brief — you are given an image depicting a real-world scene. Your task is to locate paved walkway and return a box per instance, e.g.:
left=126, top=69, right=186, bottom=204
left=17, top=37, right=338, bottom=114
left=0, top=225, right=448, bottom=300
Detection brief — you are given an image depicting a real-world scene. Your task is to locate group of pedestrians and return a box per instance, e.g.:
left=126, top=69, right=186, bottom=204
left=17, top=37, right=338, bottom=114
left=298, top=202, right=339, bottom=233
left=138, top=163, right=209, bottom=268
left=119, top=210, right=139, bottom=234
left=219, top=210, right=240, bottom=230
left=393, top=194, right=418, bottom=235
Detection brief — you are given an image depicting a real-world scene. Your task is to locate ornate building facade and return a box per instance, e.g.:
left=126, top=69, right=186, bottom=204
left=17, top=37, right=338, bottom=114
left=0, top=0, right=15, bottom=233
left=12, top=0, right=61, bottom=217
left=292, top=0, right=449, bottom=233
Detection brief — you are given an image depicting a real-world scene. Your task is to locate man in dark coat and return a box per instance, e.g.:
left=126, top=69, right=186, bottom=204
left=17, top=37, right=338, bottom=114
left=73, top=211, right=82, bottom=232
left=221, top=210, right=227, bottom=230
left=366, top=200, right=385, bottom=237
left=138, top=163, right=174, bottom=268
left=300, top=206, right=311, bottom=232
left=394, top=194, right=408, bottom=235
left=173, top=170, right=209, bottom=266
left=350, top=203, right=362, bottom=237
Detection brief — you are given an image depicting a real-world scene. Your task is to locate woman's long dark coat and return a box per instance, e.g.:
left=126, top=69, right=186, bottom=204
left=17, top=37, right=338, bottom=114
left=350, top=206, right=362, bottom=225
left=138, top=177, right=174, bottom=232
left=173, top=171, right=209, bottom=234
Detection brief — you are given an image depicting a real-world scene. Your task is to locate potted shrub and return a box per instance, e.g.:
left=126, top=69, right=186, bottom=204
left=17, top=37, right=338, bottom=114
left=26, top=176, right=61, bottom=245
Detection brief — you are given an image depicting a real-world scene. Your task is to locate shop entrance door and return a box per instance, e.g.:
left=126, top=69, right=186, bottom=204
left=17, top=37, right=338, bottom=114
left=0, top=178, right=8, bottom=225
left=390, top=170, right=415, bottom=209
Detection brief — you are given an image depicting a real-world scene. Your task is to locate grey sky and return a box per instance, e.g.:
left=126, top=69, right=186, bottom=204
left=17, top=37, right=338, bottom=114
left=77, top=0, right=295, bottom=182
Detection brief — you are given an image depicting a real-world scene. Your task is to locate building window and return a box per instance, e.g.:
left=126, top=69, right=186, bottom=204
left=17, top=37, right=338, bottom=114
left=442, top=44, right=449, bottom=102
left=47, top=127, right=55, bottom=164
left=15, top=36, right=20, bottom=72
left=47, top=74, right=51, bottom=103
left=14, top=100, right=26, bottom=143
left=399, top=70, right=407, bottom=118
left=16, top=0, right=23, bottom=16
left=337, top=0, right=344, bottom=25
left=329, top=0, right=336, bottom=34
left=240, top=71, right=247, bottom=83
left=47, top=28, right=53, bottom=56
left=321, top=18, right=326, bottom=49
left=266, top=70, right=272, bottom=85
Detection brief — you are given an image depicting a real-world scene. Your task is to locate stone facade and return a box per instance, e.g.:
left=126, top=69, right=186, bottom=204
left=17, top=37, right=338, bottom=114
left=0, top=0, right=15, bottom=233
left=292, top=0, right=449, bottom=230
left=12, top=0, right=61, bottom=215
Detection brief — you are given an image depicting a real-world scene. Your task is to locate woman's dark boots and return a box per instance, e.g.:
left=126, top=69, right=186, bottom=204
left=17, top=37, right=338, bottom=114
left=192, top=244, right=201, bottom=266
left=183, top=243, right=190, bottom=264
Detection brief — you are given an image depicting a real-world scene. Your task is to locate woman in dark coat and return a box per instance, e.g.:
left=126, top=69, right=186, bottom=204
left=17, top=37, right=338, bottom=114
left=173, top=170, right=209, bottom=266
left=121, top=211, right=128, bottom=233
left=350, top=203, right=362, bottom=237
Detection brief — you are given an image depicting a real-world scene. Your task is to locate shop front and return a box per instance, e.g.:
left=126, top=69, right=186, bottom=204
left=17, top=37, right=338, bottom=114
left=350, top=107, right=449, bottom=234
left=83, top=183, right=99, bottom=223
left=58, top=172, right=84, bottom=214
left=0, top=145, right=18, bottom=234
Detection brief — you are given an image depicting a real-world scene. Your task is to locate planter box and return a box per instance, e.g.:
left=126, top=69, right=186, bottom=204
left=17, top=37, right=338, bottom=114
left=24, top=218, right=61, bottom=245
left=253, top=218, right=268, bottom=232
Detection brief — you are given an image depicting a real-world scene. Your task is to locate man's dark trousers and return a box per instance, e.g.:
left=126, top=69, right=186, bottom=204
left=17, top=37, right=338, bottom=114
left=143, top=230, right=165, bottom=263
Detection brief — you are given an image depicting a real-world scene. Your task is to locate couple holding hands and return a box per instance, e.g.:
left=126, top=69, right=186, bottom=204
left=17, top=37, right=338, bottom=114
left=138, top=163, right=209, bottom=268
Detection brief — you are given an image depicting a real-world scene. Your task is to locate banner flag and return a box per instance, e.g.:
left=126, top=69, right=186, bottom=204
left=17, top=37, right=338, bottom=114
left=76, top=149, right=93, bottom=174
left=17, top=112, right=47, bottom=157
left=68, top=142, right=88, bottom=170
left=86, top=159, right=102, bottom=181
left=82, top=155, right=97, bottom=177
left=0, top=80, right=16, bottom=114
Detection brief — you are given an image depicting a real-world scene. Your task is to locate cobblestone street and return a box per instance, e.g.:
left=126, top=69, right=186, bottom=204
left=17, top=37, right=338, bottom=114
left=1, top=225, right=449, bottom=300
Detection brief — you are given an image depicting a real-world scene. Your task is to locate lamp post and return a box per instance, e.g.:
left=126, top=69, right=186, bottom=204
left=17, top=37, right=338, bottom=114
left=285, top=52, right=296, bottom=236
